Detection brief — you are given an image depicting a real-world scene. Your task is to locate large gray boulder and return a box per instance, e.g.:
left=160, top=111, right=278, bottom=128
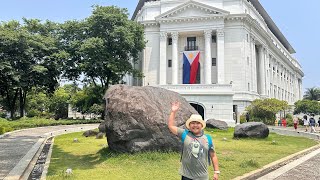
left=206, top=119, right=228, bottom=130
left=234, top=122, right=269, bottom=138
left=104, top=85, right=198, bottom=153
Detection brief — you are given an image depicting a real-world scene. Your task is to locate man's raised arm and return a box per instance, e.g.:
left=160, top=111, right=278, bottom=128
left=168, top=101, right=180, bottom=135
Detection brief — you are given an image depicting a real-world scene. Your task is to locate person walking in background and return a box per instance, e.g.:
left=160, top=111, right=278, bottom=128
left=309, top=114, right=316, bottom=133
left=303, top=115, right=309, bottom=132
left=278, top=119, right=282, bottom=126
left=293, top=116, right=299, bottom=131
left=318, top=117, right=320, bottom=132
left=282, top=118, right=287, bottom=127
left=245, top=112, right=250, bottom=122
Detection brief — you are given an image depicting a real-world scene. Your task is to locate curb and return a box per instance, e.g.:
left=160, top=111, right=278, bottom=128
left=0, top=129, right=25, bottom=139
left=3, top=124, right=99, bottom=180
left=257, top=147, right=320, bottom=179
left=3, top=137, right=46, bottom=180
left=269, top=127, right=320, bottom=140
left=232, top=144, right=320, bottom=180
left=0, top=123, right=100, bottom=139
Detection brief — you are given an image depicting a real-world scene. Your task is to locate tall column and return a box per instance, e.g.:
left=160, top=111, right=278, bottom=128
left=217, top=29, right=225, bottom=84
left=204, top=30, right=212, bottom=84
left=171, top=32, right=179, bottom=84
left=258, top=45, right=266, bottom=95
left=266, top=50, right=270, bottom=97
left=299, top=79, right=303, bottom=100
left=252, top=38, right=257, bottom=93
left=159, top=32, right=167, bottom=85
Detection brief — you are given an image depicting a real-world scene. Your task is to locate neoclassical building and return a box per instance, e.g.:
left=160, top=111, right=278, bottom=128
left=131, top=0, right=304, bottom=125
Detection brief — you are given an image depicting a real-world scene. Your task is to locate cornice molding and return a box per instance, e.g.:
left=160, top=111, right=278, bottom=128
left=139, top=20, right=159, bottom=27
left=158, top=15, right=224, bottom=24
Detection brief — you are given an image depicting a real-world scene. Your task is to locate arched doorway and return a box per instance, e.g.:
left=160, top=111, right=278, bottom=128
left=190, top=102, right=205, bottom=120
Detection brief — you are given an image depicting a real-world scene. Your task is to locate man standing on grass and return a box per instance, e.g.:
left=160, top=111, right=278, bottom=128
left=168, top=101, right=220, bottom=180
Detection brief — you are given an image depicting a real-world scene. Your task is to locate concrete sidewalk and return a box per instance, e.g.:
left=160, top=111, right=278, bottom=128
left=269, top=125, right=320, bottom=140
left=259, top=147, right=320, bottom=180
left=234, top=125, right=320, bottom=180
left=0, top=124, right=99, bottom=180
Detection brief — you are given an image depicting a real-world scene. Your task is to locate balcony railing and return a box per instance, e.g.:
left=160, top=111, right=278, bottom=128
left=184, top=46, right=198, bottom=51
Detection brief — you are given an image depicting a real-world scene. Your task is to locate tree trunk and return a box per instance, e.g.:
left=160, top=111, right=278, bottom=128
left=6, top=88, right=19, bottom=119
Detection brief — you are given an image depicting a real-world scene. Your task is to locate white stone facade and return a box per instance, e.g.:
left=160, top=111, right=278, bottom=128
left=132, top=0, right=304, bottom=126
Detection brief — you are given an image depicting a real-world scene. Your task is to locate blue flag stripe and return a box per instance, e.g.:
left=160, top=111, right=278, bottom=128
left=183, top=53, right=191, bottom=84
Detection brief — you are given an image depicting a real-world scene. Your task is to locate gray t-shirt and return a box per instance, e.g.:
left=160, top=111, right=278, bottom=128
left=177, top=128, right=215, bottom=180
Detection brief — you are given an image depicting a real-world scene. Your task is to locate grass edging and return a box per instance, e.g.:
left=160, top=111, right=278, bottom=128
left=233, top=143, right=320, bottom=180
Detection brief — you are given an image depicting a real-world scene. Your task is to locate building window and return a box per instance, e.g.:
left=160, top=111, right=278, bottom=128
left=247, top=57, right=250, bottom=65
left=168, top=38, right=172, bottom=45
left=168, top=59, right=172, bottom=68
left=212, top=58, right=216, bottom=66
left=212, top=35, right=216, bottom=43
left=248, top=83, right=250, bottom=91
left=246, top=34, right=249, bottom=42
left=186, top=37, right=197, bottom=51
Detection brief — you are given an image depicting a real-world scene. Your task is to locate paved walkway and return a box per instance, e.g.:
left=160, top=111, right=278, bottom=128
left=258, top=126, right=320, bottom=180
left=0, top=124, right=99, bottom=180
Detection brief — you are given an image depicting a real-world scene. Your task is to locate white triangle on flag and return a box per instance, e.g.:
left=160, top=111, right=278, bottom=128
left=183, top=51, right=200, bottom=64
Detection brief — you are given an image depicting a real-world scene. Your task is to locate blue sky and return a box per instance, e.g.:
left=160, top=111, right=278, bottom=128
left=0, top=0, right=319, bottom=91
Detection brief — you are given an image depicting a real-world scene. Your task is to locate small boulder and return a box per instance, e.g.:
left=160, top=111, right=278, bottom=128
left=206, top=119, right=228, bottom=130
left=96, top=132, right=104, bottom=139
left=73, top=138, right=79, bottom=143
left=98, top=123, right=106, bottom=133
left=234, top=122, right=269, bottom=138
left=82, top=130, right=98, bottom=137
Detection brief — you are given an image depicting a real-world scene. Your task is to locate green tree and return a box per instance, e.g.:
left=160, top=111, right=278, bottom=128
left=303, top=87, right=320, bottom=101
left=70, top=85, right=104, bottom=115
left=25, top=89, right=49, bottom=117
left=294, top=99, right=320, bottom=115
left=60, top=6, right=145, bottom=91
left=0, top=19, right=63, bottom=118
left=48, top=87, right=70, bottom=120
left=246, top=98, right=289, bottom=125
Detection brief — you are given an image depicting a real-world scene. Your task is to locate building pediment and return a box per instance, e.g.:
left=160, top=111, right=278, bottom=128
left=155, top=0, right=229, bottom=21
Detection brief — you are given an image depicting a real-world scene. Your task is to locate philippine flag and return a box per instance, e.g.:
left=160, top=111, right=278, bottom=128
left=183, top=51, right=200, bottom=84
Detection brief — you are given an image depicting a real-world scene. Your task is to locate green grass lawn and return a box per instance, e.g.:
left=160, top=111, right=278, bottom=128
left=47, top=128, right=319, bottom=180
left=0, top=117, right=101, bottom=135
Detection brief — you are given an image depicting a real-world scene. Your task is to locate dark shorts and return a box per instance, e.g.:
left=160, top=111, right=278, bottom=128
left=294, top=123, right=297, bottom=129
left=182, top=176, right=193, bottom=180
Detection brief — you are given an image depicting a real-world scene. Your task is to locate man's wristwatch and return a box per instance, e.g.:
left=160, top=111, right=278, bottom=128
left=214, top=171, right=220, bottom=174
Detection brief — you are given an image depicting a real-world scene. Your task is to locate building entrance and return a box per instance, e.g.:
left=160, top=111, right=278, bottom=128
left=190, top=103, right=205, bottom=120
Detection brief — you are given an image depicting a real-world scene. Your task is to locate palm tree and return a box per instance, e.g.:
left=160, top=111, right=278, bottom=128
left=303, top=87, right=320, bottom=100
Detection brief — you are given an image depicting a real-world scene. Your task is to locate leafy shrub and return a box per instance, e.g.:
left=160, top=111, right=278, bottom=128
left=26, top=109, right=41, bottom=118
left=0, top=112, right=6, bottom=118
left=240, top=115, right=246, bottom=124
